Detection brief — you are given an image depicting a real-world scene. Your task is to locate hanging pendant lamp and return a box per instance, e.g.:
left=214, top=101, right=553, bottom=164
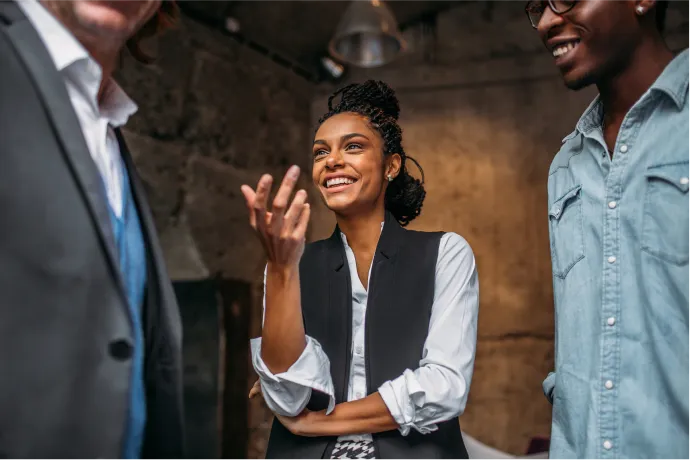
left=328, top=0, right=407, bottom=68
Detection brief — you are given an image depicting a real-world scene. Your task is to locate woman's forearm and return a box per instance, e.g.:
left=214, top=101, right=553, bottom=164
left=307, top=393, right=399, bottom=437
left=261, top=263, right=307, bottom=374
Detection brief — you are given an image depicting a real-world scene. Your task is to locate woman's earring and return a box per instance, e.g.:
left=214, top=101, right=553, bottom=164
left=636, top=5, right=645, bottom=14
left=387, top=174, right=393, bottom=182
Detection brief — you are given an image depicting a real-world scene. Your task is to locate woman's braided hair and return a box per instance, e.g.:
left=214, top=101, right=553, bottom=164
left=318, top=80, right=425, bottom=227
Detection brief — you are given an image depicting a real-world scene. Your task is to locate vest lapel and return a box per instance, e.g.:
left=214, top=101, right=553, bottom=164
left=0, top=2, right=124, bottom=296
left=326, top=228, right=353, bottom=404
left=368, top=212, right=401, bottom=311
left=365, top=212, right=402, bottom=397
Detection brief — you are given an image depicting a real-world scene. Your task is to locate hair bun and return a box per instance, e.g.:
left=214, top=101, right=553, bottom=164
left=334, top=80, right=400, bottom=120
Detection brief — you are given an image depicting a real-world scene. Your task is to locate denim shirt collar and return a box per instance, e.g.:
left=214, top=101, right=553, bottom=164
left=566, top=49, right=689, bottom=143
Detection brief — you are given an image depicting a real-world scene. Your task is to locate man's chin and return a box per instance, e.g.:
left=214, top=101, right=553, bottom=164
left=72, top=2, right=145, bottom=38
left=561, top=69, right=596, bottom=91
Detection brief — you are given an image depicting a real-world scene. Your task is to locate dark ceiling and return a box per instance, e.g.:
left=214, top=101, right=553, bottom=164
left=178, top=1, right=461, bottom=81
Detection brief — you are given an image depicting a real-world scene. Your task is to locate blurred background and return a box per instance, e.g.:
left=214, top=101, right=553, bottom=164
left=115, top=1, right=689, bottom=457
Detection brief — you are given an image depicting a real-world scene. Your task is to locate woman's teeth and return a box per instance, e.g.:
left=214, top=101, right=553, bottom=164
left=326, top=177, right=356, bottom=188
left=553, top=41, right=579, bottom=58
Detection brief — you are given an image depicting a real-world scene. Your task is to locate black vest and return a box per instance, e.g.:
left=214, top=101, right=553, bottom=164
left=265, top=213, right=469, bottom=459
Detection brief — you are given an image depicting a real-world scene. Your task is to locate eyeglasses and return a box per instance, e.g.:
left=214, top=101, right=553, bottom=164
left=525, top=0, right=577, bottom=29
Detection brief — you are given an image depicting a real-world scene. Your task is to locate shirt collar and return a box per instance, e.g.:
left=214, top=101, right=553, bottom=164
left=572, top=49, right=689, bottom=138
left=340, top=222, right=385, bottom=249
left=100, top=79, right=139, bottom=128
left=573, top=95, right=604, bottom=138
left=17, top=0, right=138, bottom=128
left=649, top=48, right=689, bottom=109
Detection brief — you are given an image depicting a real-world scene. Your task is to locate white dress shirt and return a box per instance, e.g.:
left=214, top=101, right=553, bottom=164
left=251, top=225, right=479, bottom=443
left=17, top=0, right=138, bottom=217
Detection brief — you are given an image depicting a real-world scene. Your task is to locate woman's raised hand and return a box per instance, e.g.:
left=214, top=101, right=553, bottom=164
left=241, top=165, right=311, bottom=269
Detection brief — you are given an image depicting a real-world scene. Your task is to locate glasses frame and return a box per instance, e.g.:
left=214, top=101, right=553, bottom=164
left=525, top=0, right=577, bottom=29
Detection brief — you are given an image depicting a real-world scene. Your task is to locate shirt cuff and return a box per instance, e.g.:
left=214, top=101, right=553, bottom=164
left=250, top=336, right=336, bottom=416
left=378, top=369, right=439, bottom=436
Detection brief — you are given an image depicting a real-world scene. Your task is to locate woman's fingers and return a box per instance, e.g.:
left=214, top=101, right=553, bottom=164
left=248, top=380, right=262, bottom=399
left=253, top=174, right=273, bottom=235
left=283, top=190, right=307, bottom=236
left=240, top=185, right=257, bottom=228
left=293, top=203, right=311, bottom=239
left=244, top=166, right=306, bottom=265
left=270, top=166, right=300, bottom=237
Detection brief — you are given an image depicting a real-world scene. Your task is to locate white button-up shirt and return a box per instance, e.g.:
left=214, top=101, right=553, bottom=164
left=18, top=0, right=138, bottom=217
left=251, top=225, right=479, bottom=443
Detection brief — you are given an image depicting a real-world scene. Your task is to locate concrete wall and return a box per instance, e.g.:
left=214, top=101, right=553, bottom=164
left=310, top=2, right=688, bottom=455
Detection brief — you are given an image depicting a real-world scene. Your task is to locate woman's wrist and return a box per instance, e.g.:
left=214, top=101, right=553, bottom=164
left=266, top=262, right=300, bottom=282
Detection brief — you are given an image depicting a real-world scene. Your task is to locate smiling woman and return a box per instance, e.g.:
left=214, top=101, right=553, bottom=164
left=313, top=81, right=426, bottom=227
left=243, top=80, right=480, bottom=459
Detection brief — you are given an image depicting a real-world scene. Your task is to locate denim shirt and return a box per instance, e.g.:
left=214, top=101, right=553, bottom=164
left=544, top=49, right=689, bottom=459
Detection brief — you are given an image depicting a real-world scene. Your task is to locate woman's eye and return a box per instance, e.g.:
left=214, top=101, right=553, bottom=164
left=345, top=143, right=362, bottom=151
left=313, top=149, right=328, bottom=158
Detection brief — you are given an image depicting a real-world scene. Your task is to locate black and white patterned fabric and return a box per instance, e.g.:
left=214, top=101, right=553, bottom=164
left=329, top=440, right=375, bottom=459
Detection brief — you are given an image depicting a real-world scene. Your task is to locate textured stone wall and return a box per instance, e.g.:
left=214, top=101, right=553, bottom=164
left=115, top=15, right=315, bottom=459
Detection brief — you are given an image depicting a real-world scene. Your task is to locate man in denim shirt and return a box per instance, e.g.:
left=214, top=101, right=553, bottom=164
left=525, top=0, right=688, bottom=458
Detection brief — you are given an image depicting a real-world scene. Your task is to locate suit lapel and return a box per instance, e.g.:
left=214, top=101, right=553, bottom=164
left=116, top=130, right=160, bottom=268
left=1, top=2, right=122, bottom=292
left=117, top=131, right=171, bottom=340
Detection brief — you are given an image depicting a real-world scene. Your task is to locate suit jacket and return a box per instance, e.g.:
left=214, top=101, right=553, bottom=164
left=0, top=2, right=185, bottom=457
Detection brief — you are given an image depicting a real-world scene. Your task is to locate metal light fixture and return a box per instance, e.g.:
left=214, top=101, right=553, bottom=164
left=329, top=0, right=406, bottom=68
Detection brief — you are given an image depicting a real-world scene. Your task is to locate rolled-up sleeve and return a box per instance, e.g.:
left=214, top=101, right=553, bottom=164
left=378, top=232, right=479, bottom=436
left=250, top=266, right=336, bottom=417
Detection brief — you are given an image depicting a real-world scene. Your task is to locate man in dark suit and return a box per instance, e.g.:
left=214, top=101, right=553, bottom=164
left=0, top=0, right=185, bottom=457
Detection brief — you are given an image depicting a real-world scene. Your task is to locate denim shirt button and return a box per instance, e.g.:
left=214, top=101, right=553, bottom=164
left=607, top=317, right=616, bottom=326
left=603, top=440, right=613, bottom=450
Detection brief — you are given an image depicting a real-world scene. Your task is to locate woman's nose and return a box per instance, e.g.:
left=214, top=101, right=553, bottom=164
left=326, top=151, right=344, bottom=169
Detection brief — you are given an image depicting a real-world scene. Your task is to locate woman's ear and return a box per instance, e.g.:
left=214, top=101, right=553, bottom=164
left=386, top=154, right=402, bottom=180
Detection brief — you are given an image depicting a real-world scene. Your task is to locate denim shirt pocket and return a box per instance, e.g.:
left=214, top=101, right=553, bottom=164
left=641, top=161, right=689, bottom=265
left=549, top=184, right=585, bottom=278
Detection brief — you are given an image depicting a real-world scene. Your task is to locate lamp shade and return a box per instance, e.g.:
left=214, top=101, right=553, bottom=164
left=328, top=0, right=406, bottom=68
